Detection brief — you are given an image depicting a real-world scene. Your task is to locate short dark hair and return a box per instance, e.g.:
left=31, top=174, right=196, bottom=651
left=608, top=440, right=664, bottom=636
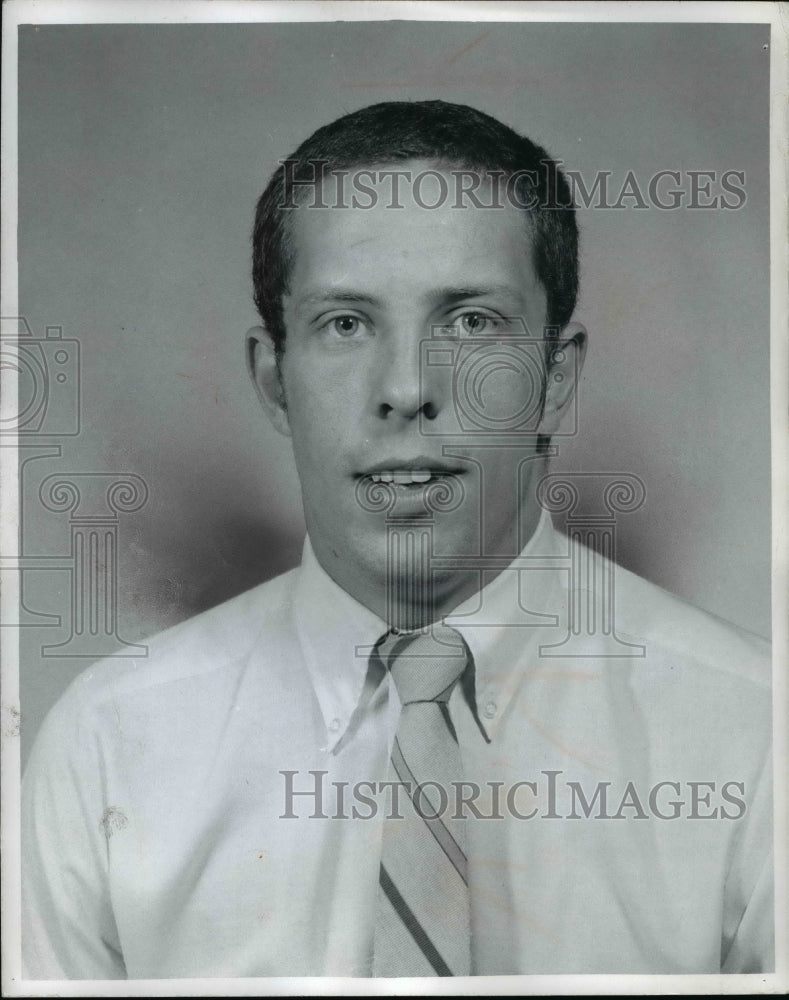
left=252, top=100, right=578, bottom=358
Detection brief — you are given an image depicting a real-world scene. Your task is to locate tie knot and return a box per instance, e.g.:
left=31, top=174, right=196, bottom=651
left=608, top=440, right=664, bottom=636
left=378, top=625, right=468, bottom=705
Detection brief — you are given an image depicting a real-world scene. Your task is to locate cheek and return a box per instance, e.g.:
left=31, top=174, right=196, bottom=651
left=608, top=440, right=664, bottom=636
left=281, top=365, right=329, bottom=433
left=452, top=347, right=545, bottom=432
left=284, top=377, right=351, bottom=475
left=481, top=368, right=541, bottom=423
left=281, top=345, right=367, bottom=447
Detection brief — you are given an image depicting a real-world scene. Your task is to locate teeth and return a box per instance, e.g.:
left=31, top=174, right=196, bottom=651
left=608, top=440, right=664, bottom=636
left=370, top=469, right=435, bottom=485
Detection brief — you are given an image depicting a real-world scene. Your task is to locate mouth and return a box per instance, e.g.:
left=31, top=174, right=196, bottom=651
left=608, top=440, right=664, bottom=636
left=357, top=459, right=466, bottom=488
left=353, top=461, right=467, bottom=516
left=369, top=469, right=435, bottom=485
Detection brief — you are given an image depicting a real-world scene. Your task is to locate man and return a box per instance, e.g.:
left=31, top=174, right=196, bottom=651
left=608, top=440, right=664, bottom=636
left=22, top=101, right=772, bottom=978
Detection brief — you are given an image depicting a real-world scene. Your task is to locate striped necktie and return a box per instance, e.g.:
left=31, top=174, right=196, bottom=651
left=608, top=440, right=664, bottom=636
left=372, top=625, right=471, bottom=977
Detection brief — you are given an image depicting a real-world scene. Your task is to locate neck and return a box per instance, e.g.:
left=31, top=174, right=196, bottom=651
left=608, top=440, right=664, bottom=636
left=310, top=495, right=545, bottom=631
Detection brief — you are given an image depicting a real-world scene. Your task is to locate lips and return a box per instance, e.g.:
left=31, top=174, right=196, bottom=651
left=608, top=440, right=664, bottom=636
left=359, top=456, right=464, bottom=476
left=369, top=470, right=432, bottom=484
left=358, top=458, right=465, bottom=486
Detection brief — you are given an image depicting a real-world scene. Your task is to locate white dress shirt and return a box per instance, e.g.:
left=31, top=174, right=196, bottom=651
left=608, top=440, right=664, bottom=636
left=22, top=512, right=772, bottom=978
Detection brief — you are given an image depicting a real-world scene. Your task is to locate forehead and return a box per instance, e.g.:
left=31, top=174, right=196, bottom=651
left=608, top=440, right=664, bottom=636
left=284, top=159, right=542, bottom=305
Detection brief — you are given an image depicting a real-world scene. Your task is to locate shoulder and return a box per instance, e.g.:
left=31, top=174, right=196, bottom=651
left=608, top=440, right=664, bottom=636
left=597, top=556, right=772, bottom=754
left=611, top=558, right=770, bottom=689
left=544, top=523, right=771, bottom=718
left=541, top=526, right=773, bottom=786
left=36, top=566, right=302, bottom=733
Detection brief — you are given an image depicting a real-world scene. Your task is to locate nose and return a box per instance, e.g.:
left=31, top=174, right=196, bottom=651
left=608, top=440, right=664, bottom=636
left=374, top=327, right=441, bottom=422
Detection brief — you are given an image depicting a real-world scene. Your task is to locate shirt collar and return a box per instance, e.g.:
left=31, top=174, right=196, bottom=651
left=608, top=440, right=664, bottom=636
left=293, top=537, right=388, bottom=752
left=444, top=508, right=564, bottom=739
left=292, top=509, right=564, bottom=749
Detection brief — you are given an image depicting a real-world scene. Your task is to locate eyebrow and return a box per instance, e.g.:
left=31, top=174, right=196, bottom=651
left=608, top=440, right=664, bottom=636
left=296, top=289, right=386, bottom=310
left=296, top=284, right=519, bottom=311
left=430, top=285, right=519, bottom=304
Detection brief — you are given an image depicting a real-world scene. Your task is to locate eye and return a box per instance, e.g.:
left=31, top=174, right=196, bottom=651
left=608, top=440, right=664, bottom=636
left=330, top=315, right=361, bottom=337
left=319, top=314, right=370, bottom=340
left=457, top=311, right=500, bottom=336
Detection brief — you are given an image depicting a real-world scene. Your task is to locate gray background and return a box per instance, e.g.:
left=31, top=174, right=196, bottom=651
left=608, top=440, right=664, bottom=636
left=16, top=22, right=771, bottom=765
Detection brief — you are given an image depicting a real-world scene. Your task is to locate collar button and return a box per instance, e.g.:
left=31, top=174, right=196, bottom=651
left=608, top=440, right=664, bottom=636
left=329, top=718, right=341, bottom=733
left=484, top=701, right=498, bottom=719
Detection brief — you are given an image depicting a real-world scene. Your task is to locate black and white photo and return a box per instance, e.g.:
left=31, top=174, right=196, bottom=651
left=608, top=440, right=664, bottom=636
left=2, top=2, right=786, bottom=994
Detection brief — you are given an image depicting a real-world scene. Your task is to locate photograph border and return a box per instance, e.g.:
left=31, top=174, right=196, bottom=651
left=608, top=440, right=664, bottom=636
left=1, top=2, right=786, bottom=996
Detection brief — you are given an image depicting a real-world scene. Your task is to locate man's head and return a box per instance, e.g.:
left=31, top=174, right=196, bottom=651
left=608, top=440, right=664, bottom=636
left=247, top=100, right=586, bottom=626
left=251, top=100, right=579, bottom=362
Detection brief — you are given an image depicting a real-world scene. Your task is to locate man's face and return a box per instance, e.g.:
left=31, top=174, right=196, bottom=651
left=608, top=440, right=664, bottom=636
left=253, top=161, right=579, bottom=620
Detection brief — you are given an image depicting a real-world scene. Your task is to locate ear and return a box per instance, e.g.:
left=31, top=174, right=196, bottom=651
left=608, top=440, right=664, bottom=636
left=539, top=321, right=588, bottom=436
left=245, top=325, right=291, bottom=437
